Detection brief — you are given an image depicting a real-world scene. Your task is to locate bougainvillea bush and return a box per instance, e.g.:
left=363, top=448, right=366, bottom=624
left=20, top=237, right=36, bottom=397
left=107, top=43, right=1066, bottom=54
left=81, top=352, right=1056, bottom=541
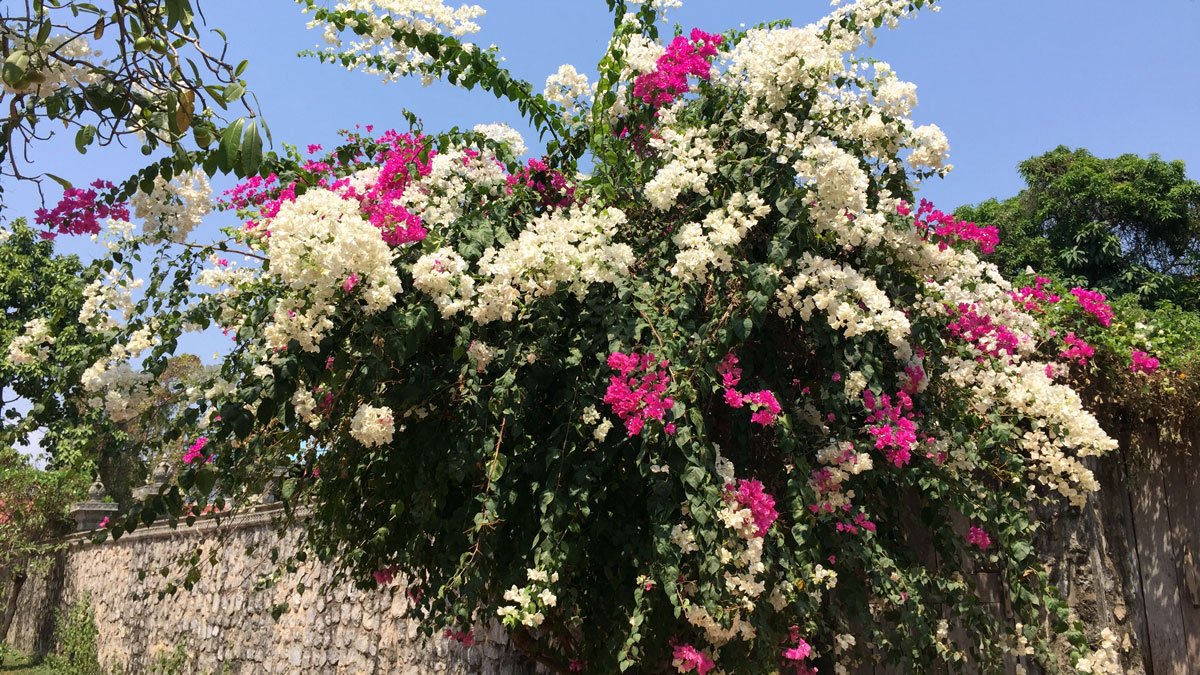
left=6, top=0, right=1132, bottom=672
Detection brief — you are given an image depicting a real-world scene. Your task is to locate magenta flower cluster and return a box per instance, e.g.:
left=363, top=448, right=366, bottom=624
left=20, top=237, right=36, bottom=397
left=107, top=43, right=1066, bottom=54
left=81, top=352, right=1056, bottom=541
left=671, top=643, right=715, bottom=674
left=182, top=436, right=212, bottom=465
left=1070, top=287, right=1114, bottom=327
left=34, top=180, right=129, bottom=240
left=1058, top=332, right=1095, bottom=366
left=863, top=389, right=917, bottom=468
left=633, top=29, right=723, bottom=108
left=604, top=352, right=675, bottom=436
left=345, top=130, right=431, bottom=246
left=947, top=303, right=1021, bottom=360
left=730, top=478, right=779, bottom=537
left=716, top=353, right=782, bottom=426
left=1010, top=275, right=1060, bottom=312
left=902, top=199, right=999, bottom=254
left=1130, top=349, right=1160, bottom=374
left=966, top=526, right=992, bottom=550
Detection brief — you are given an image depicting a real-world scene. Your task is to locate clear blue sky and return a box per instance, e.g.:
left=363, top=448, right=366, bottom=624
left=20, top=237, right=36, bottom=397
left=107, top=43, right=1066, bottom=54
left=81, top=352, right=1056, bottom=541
left=8, top=0, right=1200, bottom=258
left=8, top=1, right=1200, bottom=463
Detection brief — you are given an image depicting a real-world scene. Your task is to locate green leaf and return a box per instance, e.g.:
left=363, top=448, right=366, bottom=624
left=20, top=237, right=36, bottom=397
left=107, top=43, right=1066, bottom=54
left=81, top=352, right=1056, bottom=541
left=74, top=125, right=96, bottom=154
left=2, top=50, right=30, bottom=88
left=218, top=117, right=245, bottom=172
left=241, top=120, right=263, bottom=176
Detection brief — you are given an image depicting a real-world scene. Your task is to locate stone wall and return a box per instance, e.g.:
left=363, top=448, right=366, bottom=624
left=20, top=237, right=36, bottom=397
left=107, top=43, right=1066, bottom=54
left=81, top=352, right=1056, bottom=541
left=6, top=505, right=535, bottom=674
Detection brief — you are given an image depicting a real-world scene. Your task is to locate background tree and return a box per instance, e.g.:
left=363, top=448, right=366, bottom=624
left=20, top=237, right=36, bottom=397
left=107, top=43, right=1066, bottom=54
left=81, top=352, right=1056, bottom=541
left=957, top=146, right=1200, bottom=309
left=0, top=219, right=198, bottom=508
left=1, top=0, right=267, bottom=211
left=0, top=445, right=83, bottom=643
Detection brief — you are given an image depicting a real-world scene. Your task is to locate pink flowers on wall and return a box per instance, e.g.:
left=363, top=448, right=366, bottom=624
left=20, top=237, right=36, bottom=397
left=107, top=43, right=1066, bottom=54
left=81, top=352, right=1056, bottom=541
left=715, top=353, right=782, bottom=426
left=604, top=351, right=675, bottom=436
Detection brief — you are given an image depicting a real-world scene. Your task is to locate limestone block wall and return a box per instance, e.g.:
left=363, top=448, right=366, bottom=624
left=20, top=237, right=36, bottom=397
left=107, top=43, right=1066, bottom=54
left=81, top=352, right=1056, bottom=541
left=7, top=506, right=534, bottom=674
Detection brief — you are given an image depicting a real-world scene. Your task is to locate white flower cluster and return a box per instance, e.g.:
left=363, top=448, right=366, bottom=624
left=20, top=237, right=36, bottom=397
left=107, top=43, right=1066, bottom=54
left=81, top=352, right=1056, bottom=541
left=645, top=111, right=718, bottom=211
left=263, top=188, right=402, bottom=351
left=131, top=168, right=213, bottom=243
left=1074, top=628, right=1123, bottom=674
left=7, top=318, right=55, bottom=366
left=777, top=252, right=912, bottom=360
left=79, top=270, right=143, bottom=333
left=292, top=388, right=322, bottom=429
left=306, top=0, right=485, bottom=84
left=471, top=206, right=634, bottom=324
left=670, top=192, right=771, bottom=282
left=350, top=403, right=395, bottom=447
left=411, top=248, right=474, bottom=318
left=497, top=568, right=558, bottom=629
left=402, top=146, right=508, bottom=229
left=907, top=123, right=952, bottom=173
left=471, top=123, right=526, bottom=157
left=466, top=340, right=496, bottom=371
left=940, top=356, right=1115, bottom=506
left=543, top=64, right=593, bottom=121
left=0, top=31, right=101, bottom=97
left=80, top=360, right=153, bottom=424
left=628, top=0, right=683, bottom=19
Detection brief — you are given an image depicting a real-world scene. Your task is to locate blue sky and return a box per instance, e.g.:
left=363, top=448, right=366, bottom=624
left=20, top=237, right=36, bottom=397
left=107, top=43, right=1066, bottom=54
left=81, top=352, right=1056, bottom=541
left=8, top=0, right=1200, bottom=252
left=7, top=0, right=1200, bottom=463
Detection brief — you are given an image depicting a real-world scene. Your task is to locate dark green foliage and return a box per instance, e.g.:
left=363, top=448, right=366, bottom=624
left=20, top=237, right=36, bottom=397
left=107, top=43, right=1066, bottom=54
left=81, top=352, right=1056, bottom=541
left=958, top=146, right=1200, bottom=308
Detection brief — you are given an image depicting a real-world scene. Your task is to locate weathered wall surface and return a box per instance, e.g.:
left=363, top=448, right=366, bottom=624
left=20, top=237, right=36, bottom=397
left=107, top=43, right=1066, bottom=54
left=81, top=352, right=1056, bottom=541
left=7, top=432, right=1199, bottom=673
left=7, top=506, right=534, bottom=674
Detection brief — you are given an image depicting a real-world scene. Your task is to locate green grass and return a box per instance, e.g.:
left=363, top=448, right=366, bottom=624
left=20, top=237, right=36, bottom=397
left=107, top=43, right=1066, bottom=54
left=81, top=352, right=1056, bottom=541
left=0, top=649, right=57, bottom=674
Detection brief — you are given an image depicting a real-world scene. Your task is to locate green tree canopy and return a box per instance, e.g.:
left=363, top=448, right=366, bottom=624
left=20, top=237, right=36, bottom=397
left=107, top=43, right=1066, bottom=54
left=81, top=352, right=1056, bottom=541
left=957, top=146, right=1200, bottom=308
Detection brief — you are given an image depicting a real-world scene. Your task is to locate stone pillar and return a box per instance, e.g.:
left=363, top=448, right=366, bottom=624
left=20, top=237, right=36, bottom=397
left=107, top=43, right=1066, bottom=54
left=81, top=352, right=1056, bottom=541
left=68, top=479, right=120, bottom=531
left=132, top=460, right=173, bottom=502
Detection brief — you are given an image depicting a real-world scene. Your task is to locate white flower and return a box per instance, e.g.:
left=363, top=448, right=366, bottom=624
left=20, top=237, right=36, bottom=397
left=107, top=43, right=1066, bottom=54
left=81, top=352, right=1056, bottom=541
left=412, top=248, right=475, bottom=318
left=350, top=404, right=395, bottom=447
left=466, top=340, right=496, bottom=371
left=472, top=123, right=526, bottom=157
left=131, top=168, right=213, bottom=243
left=7, top=318, right=55, bottom=365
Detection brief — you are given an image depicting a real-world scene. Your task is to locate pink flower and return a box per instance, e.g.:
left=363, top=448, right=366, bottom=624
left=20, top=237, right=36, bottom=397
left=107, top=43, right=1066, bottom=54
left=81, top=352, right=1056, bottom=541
left=1058, top=333, right=1095, bottom=366
left=34, top=180, right=129, bottom=239
left=730, top=479, right=779, bottom=537
left=182, top=436, right=211, bottom=465
left=373, top=566, right=398, bottom=585
left=634, top=30, right=723, bottom=109
left=442, top=628, right=475, bottom=646
left=97, top=516, right=110, bottom=529
left=671, top=643, right=715, bottom=674
left=1010, top=276, right=1060, bottom=311
left=783, top=639, right=812, bottom=661
left=947, top=303, right=1020, bottom=359
left=342, top=273, right=360, bottom=293
left=1130, top=349, right=1160, bottom=374
left=864, top=390, right=917, bottom=468
left=966, top=526, right=992, bottom=550
left=908, top=199, right=999, bottom=254
left=1070, top=287, right=1114, bottom=327
left=724, top=387, right=746, bottom=408
left=744, top=390, right=782, bottom=426
left=717, top=352, right=742, bottom=388
left=604, top=352, right=675, bottom=436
